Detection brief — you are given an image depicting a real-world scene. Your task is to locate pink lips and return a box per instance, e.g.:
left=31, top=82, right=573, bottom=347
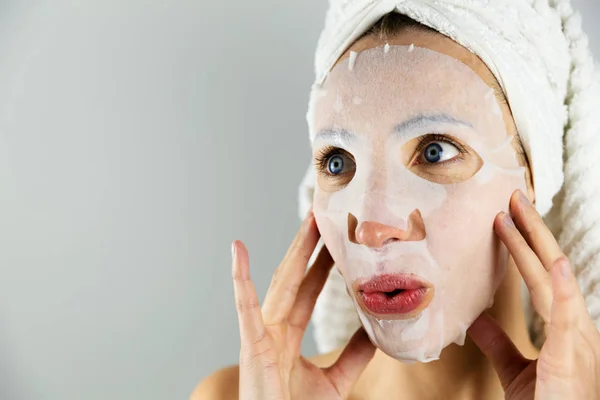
left=354, top=274, right=434, bottom=319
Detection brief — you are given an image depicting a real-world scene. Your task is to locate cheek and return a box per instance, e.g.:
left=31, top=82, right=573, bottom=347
left=315, top=214, right=344, bottom=260
left=425, top=176, right=515, bottom=286
left=313, top=190, right=347, bottom=264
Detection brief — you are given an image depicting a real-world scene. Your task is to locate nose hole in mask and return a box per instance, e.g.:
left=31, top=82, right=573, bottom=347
left=407, top=209, right=426, bottom=241
left=348, top=213, right=359, bottom=244
left=348, top=209, right=427, bottom=248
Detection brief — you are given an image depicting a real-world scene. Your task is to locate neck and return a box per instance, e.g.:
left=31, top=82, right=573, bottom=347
left=356, top=260, right=539, bottom=399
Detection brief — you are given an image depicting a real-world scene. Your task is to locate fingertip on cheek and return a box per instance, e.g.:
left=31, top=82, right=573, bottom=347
left=509, top=191, right=521, bottom=214
left=494, top=212, right=514, bottom=232
left=510, top=189, right=537, bottom=221
left=305, top=207, right=314, bottom=218
left=493, top=213, right=502, bottom=229
left=503, top=212, right=515, bottom=228
left=311, top=217, right=321, bottom=237
left=516, top=189, right=531, bottom=206
left=304, top=212, right=317, bottom=233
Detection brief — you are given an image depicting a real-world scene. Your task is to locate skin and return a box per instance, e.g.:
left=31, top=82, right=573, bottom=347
left=191, top=29, right=600, bottom=400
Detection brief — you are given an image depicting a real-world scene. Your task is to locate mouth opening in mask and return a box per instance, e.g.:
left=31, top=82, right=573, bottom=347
left=354, top=273, right=434, bottom=320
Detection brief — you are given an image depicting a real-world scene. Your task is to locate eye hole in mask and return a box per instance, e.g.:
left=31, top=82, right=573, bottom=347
left=314, top=147, right=357, bottom=191
left=405, top=133, right=483, bottom=185
left=314, top=132, right=483, bottom=191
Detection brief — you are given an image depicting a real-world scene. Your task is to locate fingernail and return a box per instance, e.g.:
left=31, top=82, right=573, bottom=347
left=503, top=212, right=515, bottom=228
left=559, top=258, right=571, bottom=279
left=231, top=241, right=236, bottom=260
left=518, top=190, right=531, bottom=207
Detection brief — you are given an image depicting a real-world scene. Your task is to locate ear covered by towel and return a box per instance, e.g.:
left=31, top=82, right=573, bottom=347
left=298, top=0, right=600, bottom=353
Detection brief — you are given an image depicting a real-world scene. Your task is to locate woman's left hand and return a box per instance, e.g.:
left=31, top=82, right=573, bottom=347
left=467, top=189, right=600, bottom=400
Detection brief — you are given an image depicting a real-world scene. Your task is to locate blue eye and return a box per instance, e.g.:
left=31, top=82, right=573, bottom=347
left=424, top=143, right=443, bottom=163
left=328, top=155, right=345, bottom=175
left=423, top=142, right=459, bottom=163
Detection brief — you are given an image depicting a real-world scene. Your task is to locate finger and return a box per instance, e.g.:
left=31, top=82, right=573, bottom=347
left=545, top=257, right=581, bottom=364
left=231, top=240, right=267, bottom=348
left=495, top=211, right=552, bottom=322
left=324, top=327, right=376, bottom=398
left=262, top=211, right=321, bottom=324
left=467, top=313, right=529, bottom=391
left=232, top=241, right=286, bottom=399
left=287, top=245, right=334, bottom=347
left=550, top=257, right=584, bottom=329
left=510, top=190, right=565, bottom=271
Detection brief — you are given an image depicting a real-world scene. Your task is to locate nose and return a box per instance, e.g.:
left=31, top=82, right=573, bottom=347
left=348, top=210, right=426, bottom=248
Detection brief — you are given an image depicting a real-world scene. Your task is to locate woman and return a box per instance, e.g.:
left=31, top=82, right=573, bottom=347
left=195, top=1, right=600, bottom=399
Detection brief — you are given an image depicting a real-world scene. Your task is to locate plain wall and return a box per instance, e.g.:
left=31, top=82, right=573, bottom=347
left=0, top=1, right=598, bottom=399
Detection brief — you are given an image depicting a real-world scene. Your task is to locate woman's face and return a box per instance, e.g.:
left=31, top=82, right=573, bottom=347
left=310, top=33, right=528, bottom=362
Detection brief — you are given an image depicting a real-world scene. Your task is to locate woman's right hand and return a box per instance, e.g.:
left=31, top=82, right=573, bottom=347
left=232, top=211, right=376, bottom=400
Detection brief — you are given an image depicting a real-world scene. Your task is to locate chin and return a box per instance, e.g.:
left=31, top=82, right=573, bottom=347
left=351, top=289, right=487, bottom=364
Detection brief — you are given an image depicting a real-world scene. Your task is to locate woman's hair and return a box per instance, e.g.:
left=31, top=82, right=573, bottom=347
left=365, top=12, right=432, bottom=36
left=360, top=13, right=530, bottom=170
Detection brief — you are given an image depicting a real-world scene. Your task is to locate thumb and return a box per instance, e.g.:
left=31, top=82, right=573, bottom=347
left=324, top=327, right=376, bottom=397
left=467, top=313, right=529, bottom=390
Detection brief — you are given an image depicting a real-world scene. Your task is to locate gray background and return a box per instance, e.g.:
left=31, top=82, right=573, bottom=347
left=0, top=1, right=598, bottom=399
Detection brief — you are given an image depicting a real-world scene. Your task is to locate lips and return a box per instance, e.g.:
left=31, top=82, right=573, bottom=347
left=354, top=274, right=434, bottom=319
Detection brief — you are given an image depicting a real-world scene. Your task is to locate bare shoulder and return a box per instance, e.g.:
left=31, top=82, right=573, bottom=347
left=189, top=365, right=239, bottom=400
left=189, top=349, right=343, bottom=400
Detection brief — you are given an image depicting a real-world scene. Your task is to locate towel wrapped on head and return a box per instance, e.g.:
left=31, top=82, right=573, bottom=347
left=298, top=0, right=600, bottom=353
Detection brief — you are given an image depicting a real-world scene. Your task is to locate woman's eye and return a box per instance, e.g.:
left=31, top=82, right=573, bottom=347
left=315, top=148, right=356, bottom=179
left=421, top=141, right=460, bottom=164
left=404, top=134, right=482, bottom=184
left=315, top=149, right=356, bottom=191
left=327, top=155, right=345, bottom=175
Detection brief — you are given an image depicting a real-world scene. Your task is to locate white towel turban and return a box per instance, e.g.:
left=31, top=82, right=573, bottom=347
left=298, top=0, right=600, bottom=353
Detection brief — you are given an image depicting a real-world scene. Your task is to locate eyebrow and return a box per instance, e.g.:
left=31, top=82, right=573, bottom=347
left=395, top=113, right=473, bottom=134
left=314, top=128, right=355, bottom=145
left=315, top=113, right=473, bottom=143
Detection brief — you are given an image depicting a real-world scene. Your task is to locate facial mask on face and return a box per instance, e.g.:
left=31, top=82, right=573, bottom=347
left=310, top=45, right=527, bottom=363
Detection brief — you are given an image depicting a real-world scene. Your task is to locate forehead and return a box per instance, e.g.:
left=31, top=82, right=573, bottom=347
left=313, top=45, right=507, bottom=147
left=339, top=29, right=496, bottom=87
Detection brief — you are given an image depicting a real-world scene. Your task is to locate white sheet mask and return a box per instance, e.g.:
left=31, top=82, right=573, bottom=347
left=310, top=46, right=527, bottom=363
